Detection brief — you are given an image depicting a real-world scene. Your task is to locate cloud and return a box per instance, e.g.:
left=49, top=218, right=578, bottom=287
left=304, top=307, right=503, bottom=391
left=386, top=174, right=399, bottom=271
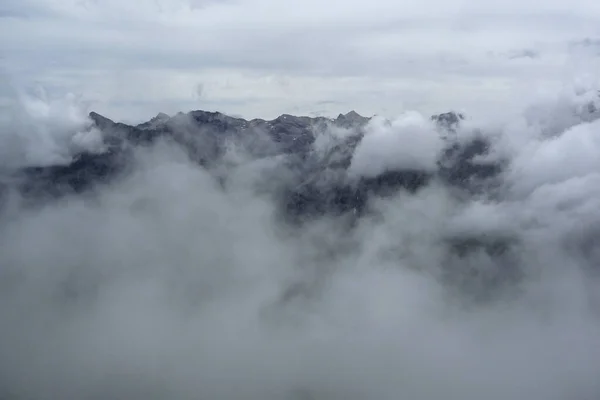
left=348, top=112, right=443, bottom=178
left=0, top=84, right=104, bottom=167
left=506, top=119, right=600, bottom=196
left=2, top=84, right=600, bottom=398
left=1, top=0, right=600, bottom=120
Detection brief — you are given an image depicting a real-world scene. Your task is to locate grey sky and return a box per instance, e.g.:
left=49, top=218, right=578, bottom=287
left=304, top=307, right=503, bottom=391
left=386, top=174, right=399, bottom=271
left=1, top=0, right=600, bottom=122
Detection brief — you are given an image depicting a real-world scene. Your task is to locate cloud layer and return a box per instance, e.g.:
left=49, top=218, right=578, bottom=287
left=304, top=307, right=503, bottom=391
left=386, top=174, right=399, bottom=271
left=2, top=0, right=600, bottom=121
left=0, top=79, right=600, bottom=399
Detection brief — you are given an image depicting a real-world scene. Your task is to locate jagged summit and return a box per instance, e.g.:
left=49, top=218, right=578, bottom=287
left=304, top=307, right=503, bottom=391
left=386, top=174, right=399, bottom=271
left=85, top=109, right=467, bottom=153
left=89, top=109, right=373, bottom=130
left=335, top=110, right=362, bottom=119
left=333, top=110, right=370, bottom=128
left=88, top=111, right=115, bottom=129
left=343, top=110, right=362, bottom=119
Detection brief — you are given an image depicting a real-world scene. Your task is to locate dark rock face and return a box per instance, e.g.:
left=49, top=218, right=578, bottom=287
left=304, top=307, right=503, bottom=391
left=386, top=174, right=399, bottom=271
left=438, top=136, right=503, bottom=193
left=333, top=110, right=370, bottom=128
left=431, top=111, right=464, bottom=132
left=1, top=109, right=502, bottom=219
left=18, top=149, right=127, bottom=197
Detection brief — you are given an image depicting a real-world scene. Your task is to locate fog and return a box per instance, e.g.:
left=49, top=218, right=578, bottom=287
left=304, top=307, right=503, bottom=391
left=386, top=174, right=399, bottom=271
left=1, top=84, right=600, bottom=399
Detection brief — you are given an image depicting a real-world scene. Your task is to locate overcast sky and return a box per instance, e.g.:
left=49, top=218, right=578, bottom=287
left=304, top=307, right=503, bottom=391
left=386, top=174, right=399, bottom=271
left=1, top=0, right=600, bottom=122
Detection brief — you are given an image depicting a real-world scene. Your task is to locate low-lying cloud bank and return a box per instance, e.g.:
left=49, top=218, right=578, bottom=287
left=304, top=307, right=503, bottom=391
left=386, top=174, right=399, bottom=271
left=0, top=83, right=600, bottom=399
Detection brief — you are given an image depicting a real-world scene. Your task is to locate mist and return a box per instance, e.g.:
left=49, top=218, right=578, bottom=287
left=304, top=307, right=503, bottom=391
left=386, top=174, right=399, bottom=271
left=1, top=84, right=600, bottom=400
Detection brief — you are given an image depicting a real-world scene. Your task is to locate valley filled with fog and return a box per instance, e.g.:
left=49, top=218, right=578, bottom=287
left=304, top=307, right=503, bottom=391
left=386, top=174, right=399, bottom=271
left=0, top=84, right=600, bottom=399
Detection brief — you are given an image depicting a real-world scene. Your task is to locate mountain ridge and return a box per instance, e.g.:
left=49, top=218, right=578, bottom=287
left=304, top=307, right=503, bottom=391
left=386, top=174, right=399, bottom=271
left=3, top=108, right=495, bottom=221
left=90, top=109, right=464, bottom=132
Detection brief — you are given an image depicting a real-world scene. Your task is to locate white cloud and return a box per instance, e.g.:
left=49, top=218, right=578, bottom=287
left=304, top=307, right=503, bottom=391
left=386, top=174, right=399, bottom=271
left=0, top=86, right=103, bottom=167
left=348, top=112, right=443, bottom=178
left=507, top=118, right=600, bottom=197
